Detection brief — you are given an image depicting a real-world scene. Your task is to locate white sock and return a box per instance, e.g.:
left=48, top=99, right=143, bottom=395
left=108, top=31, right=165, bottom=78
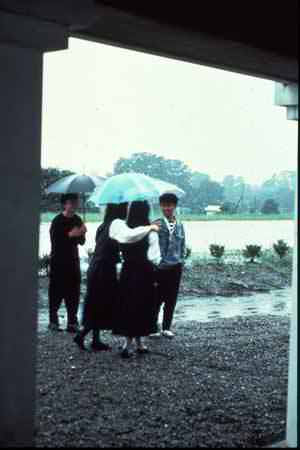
left=122, top=337, right=133, bottom=351
left=136, top=337, right=146, bottom=349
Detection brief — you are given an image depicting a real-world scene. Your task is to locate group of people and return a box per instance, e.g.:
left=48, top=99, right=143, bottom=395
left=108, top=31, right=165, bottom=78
left=48, top=192, right=186, bottom=358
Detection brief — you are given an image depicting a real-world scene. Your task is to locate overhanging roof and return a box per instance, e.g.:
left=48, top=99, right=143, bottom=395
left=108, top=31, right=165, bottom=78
left=74, top=1, right=298, bottom=83
left=0, top=1, right=298, bottom=82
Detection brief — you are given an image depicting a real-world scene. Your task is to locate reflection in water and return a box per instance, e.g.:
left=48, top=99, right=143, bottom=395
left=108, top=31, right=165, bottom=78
left=175, top=288, right=292, bottom=323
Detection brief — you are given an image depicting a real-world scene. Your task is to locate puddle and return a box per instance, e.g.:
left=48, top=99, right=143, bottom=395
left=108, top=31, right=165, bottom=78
left=174, top=288, right=292, bottom=323
left=38, top=288, right=292, bottom=332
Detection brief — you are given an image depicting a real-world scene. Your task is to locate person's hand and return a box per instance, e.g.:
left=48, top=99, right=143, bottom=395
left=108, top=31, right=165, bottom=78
left=68, top=227, right=82, bottom=238
left=150, top=223, right=160, bottom=233
left=79, top=224, right=87, bottom=234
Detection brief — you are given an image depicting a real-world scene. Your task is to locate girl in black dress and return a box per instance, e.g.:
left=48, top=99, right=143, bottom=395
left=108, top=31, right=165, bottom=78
left=74, top=203, right=158, bottom=351
left=113, top=201, right=162, bottom=358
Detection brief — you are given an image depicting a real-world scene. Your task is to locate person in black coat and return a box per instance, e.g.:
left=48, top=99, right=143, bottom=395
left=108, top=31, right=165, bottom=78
left=113, top=201, right=162, bottom=359
left=74, top=203, right=158, bottom=351
left=48, top=193, right=87, bottom=333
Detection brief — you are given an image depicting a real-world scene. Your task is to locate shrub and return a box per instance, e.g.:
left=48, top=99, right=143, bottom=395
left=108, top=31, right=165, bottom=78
left=185, top=246, right=192, bottom=260
left=209, top=244, right=225, bottom=261
left=242, top=245, right=262, bottom=263
left=39, top=254, right=50, bottom=277
left=273, top=240, right=290, bottom=259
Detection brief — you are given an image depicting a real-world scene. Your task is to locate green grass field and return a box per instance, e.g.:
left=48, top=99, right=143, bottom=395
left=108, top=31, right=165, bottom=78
left=40, top=211, right=293, bottom=223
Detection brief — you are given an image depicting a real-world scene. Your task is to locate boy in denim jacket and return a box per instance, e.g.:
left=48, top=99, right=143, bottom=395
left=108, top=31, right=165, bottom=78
left=153, top=193, right=186, bottom=338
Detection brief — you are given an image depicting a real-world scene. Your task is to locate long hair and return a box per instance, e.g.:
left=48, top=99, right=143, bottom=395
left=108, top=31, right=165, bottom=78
left=103, top=203, right=128, bottom=223
left=127, top=201, right=151, bottom=228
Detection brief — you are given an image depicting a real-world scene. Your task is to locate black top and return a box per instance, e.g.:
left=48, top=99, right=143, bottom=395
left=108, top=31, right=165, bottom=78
left=50, top=213, right=85, bottom=269
left=121, top=235, right=150, bottom=265
left=89, top=221, right=120, bottom=271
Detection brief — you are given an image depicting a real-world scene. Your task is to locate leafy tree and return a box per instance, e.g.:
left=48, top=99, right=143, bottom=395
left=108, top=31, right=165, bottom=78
left=114, top=152, right=194, bottom=208
left=258, top=171, right=296, bottom=213
left=187, top=172, right=224, bottom=213
left=114, top=152, right=192, bottom=193
left=220, top=201, right=235, bottom=214
left=261, top=198, right=280, bottom=214
left=222, top=175, right=251, bottom=213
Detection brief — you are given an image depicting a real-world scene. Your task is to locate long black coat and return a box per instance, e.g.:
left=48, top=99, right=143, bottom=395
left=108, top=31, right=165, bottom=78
left=113, top=236, right=158, bottom=338
left=82, top=221, right=120, bottom=330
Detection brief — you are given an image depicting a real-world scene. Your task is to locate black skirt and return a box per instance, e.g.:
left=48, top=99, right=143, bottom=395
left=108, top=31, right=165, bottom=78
left=82, top=261, right=118, bottom=330
left=113, top=260, right=158, bottom=338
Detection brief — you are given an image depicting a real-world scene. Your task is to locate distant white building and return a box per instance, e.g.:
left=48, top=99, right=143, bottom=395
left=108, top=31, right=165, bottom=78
left=205, top=205, right=221, bottom=215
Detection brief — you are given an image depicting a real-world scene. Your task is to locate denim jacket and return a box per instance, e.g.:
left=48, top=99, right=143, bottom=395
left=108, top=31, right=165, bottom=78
left=156, top=217, right=186, bottom=269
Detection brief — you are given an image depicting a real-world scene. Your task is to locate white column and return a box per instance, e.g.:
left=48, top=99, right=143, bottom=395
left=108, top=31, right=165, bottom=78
left=0, top=12, right=67, bottom=448
left=287, top=176, right=298, bottom=447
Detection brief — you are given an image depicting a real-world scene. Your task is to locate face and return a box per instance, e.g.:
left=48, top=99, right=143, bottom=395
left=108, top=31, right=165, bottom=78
left=64, top=199, right=79, bottom=215
left=160, top=202, right=176, bottom=219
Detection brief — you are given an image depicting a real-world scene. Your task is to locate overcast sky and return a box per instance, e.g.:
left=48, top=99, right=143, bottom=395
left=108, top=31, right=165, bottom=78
left=41, top=38, right=297, bottom=186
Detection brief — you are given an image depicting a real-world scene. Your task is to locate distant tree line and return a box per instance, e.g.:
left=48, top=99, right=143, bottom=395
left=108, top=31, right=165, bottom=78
left=113, top=153, right=296, bottom=215
left=41, top=153, right=296, bottom=214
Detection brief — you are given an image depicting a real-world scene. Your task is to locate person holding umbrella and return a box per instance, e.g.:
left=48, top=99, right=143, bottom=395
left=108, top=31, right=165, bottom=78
left=48, top=193, right=87, bottom=333
left=81, top=172, right=184, bottom=352
left=74, top=202, right=160, bottom=351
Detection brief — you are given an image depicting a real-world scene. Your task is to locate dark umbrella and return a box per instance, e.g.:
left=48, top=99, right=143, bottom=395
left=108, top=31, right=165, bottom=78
left=46, top=174, right=105, bottom=221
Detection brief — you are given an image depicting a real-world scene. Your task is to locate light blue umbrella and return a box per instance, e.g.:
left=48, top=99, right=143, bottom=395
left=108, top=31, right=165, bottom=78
left=89, top=173, right=185, bottom=206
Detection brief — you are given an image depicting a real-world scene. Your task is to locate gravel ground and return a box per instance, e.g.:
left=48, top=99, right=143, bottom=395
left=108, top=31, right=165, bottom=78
left=36, top=316, right=289, bottom=448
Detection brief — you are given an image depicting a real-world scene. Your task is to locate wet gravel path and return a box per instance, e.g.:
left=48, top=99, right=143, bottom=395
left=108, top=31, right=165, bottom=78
left=36, top=316, right=289, bottom=448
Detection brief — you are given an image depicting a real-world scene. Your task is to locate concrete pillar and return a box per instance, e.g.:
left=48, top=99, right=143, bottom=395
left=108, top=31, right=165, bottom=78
left=287, top=176, right=298, bottom=448
left=274, top=83, right=299, bottom=121
left=0, top=11, right=67, bottom=448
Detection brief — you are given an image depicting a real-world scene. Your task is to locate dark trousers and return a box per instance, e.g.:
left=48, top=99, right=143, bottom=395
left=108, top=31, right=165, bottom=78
left=49, top=278, right=80, bottom=326
left=155, top=264, right=183, bottom=331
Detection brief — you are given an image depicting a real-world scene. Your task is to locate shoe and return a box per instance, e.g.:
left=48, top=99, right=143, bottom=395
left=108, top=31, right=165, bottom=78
left=162, top=330, right=175, bottom=339
left=66, top=324, right=80, bottom=334
left=149, top=332, right=162, bottom=338
left=48, top=323, right=63, bottom=332
left=121, top=348, right=134, bottom=359
left=136, top=347, right=150, bottom=355
left=73, top=334, right=87, bottom=351
left=91, top=342, right=112, bottom=352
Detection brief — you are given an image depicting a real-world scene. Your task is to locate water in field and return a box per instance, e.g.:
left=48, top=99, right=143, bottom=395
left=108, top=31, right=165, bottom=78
left=38, top=219, right=294, bottom=331
left=175, top=288, right=292, bottom=323
left=39, top=219, right=294, bottom=258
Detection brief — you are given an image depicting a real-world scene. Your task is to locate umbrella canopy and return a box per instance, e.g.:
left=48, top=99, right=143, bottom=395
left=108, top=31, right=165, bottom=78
left=45, top=174, right=105, bottom=194
left=89, top=172, right=185, bottom=206
left=45, top=173, right=106, bottom=221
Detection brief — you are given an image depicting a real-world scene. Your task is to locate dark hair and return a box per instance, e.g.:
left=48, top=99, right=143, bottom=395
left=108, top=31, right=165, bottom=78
left=61, top=193, right=79, bottom=206
left=104, top=203, right=128, bottom=223
left=127, top=201, right=151, bottom=228
left=159, top=193, right=178, bottom=205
